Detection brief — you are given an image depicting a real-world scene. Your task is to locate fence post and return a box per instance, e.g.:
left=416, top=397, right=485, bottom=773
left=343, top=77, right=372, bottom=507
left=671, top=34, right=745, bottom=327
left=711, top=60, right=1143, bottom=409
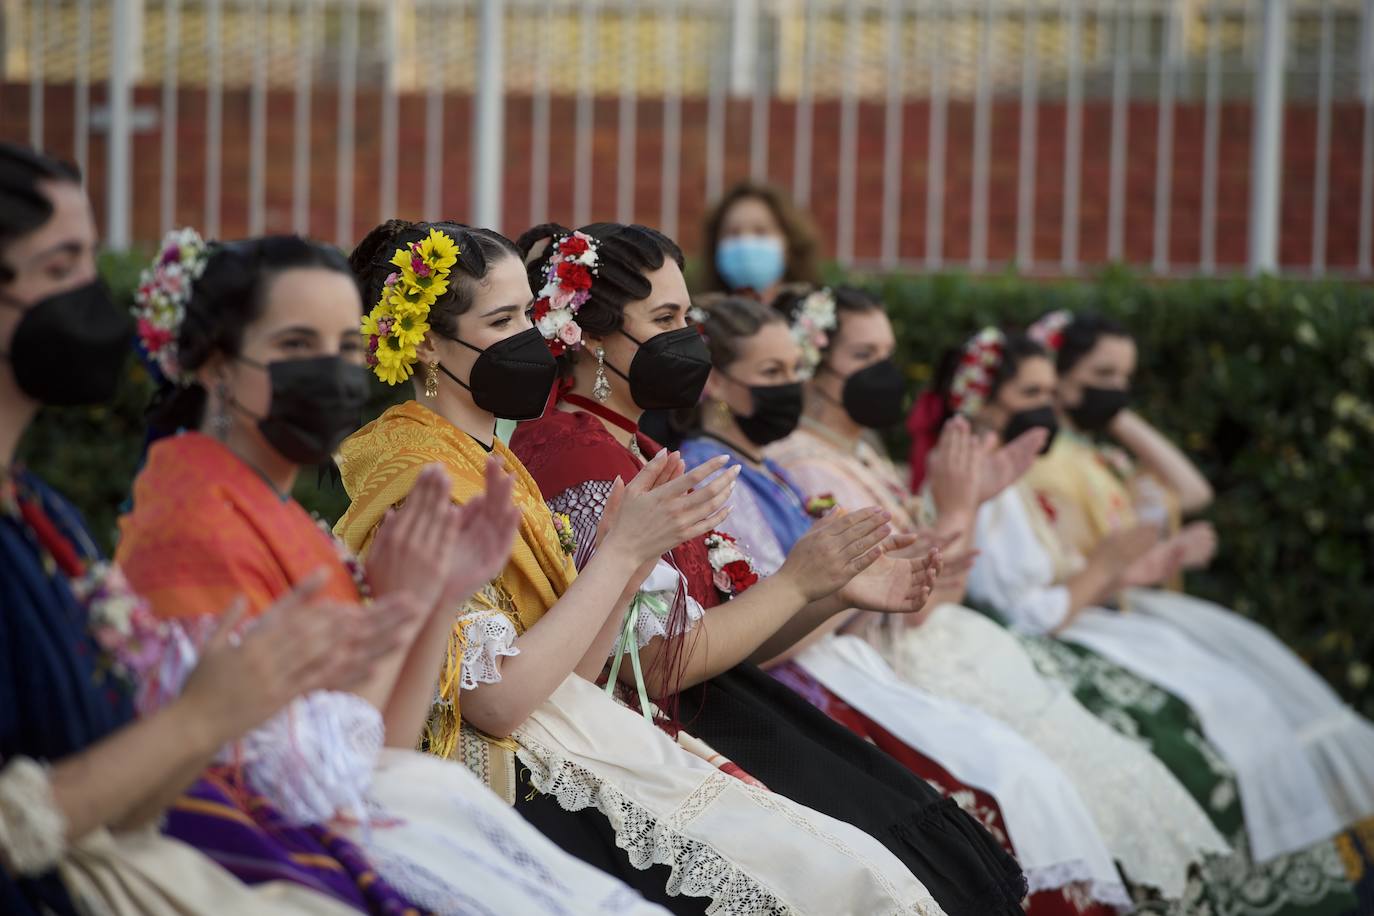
left=106, top=0, right=137, bottom=250
left=1248, top=0, right=1287, bottom=276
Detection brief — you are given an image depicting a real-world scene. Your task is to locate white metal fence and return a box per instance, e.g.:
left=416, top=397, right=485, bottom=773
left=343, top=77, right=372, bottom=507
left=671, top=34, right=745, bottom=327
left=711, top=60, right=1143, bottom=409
left=3, top=0, right=1372, bottom=277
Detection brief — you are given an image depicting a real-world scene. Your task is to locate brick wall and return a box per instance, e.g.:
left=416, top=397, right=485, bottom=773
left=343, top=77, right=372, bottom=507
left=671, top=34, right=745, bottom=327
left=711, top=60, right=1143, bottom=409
left=3, top=81, right=1367, bottom=273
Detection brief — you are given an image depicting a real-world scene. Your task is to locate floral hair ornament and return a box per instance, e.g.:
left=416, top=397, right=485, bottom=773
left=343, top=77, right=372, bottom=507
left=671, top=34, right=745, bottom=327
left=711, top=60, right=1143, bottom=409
left=1028, top=310, right=1073, bottom=355
left=133, top=227, right=213, bottom=386
left=361, top=227, right=460, bottom=385
left=948, top=326, right=1006, bottom=417
left=532, top=231, right=601, bottom=356
left=788, top=287, right=838, bottom=379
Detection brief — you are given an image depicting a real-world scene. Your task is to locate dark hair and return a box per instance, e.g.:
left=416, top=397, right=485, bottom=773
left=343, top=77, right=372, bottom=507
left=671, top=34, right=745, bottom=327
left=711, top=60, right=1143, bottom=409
left=665, top=294, right=786, bottom=443
left=519, top=222, right=685, bottom=378
left=147, top=235, right=355, bottom=435
left=0, top=142, right=82, bottom=284
left=772, top=283, right=881, bottom=365
left=350, top=220, right=522, bottom=341
left=700, top=181, right=822, bottom=293
left=1055, top=312, right=1131, bottom=375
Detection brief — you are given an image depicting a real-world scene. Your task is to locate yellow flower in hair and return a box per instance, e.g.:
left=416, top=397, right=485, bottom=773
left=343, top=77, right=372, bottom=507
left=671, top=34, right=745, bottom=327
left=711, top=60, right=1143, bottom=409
left=418, top=227, right=459, bottom=271
left=388, top=279, right=446, bottom=317
left=363, top=227, right=459, bottom=385
left=391, top=312, right=430, bottom=349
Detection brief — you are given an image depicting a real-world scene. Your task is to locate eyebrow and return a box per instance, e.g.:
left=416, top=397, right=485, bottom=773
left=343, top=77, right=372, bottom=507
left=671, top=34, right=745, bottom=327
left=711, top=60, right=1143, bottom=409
left=481, top=303, right=523, bottom=318
left=32, top=240, right=84, bottom=261
left=271, top=325, right=321, bottom=340
left=652, top=302, right=683, bottom=314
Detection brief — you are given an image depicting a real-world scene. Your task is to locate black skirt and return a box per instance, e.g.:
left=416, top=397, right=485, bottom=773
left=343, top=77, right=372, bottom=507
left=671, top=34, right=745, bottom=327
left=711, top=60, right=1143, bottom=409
left=514, top=767, right=710, bottom=916
left=675, top=663, right=1029, bottom=916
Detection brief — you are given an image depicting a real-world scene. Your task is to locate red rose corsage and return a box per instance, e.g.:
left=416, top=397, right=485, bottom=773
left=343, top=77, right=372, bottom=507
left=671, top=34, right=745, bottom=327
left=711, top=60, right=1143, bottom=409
left=805, top=494, right=837, bottom=519
left=703, top=530, right=760, bottom=597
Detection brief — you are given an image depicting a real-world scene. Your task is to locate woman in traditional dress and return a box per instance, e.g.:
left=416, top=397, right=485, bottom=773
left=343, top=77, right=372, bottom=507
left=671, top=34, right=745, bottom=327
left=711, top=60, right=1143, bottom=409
left=332, top=218, right=951, bottom=916
left=1020, top=310, right=1374, bottom=836
left=508, top=222, right=1031, bottom=916
left=950, top=326, right=1369, bottom=915
left=112, top=226, right=693, bottom=915
left=0, top=143, right=449, bottom=914
left=680, top=293, right=1235, bottom=907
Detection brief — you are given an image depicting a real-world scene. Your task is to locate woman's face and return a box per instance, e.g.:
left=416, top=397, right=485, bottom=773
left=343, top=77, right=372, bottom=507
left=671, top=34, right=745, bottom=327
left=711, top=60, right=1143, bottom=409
left=597, top=258, right=691, bottom=374
left=704, top=321, right=804, bottom=417
left=719, top=196, right=786, bottom=248
left=214, top=266, right=364, bottom=427
left=813, top=308, right=896, bottom=401
left=979, top=355, right=1056, bottom=434
left=1057, top=334, right=1136, bottom=410
left=424, top=253, right=535, bottom=386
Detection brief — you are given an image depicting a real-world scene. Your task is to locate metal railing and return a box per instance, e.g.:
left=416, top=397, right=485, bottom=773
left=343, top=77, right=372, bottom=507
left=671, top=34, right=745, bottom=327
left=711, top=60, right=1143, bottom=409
left=3, top=0, right=1372, bottom=277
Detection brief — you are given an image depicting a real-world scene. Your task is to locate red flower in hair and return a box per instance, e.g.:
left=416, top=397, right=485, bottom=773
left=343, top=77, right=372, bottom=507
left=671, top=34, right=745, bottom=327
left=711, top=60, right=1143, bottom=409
left=532, top=298, right=551, bottom=322
left=555, top=261, right=593, bottom=292
left=547, top=338, right=567, bottom=357
left=1047, top=330, right=1064, bottom=352
left=560, top=235, right=590, bottom=259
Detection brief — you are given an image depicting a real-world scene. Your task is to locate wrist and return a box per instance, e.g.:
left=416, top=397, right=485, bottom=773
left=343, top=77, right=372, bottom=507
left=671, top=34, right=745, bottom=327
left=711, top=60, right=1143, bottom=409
left=774, top=564, right=820, bottom=606
left=165, top=695, right=227, bottom=759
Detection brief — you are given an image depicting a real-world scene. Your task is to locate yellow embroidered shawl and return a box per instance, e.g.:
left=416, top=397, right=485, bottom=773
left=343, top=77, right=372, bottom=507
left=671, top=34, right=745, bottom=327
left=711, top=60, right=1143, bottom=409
left=333, top=400, right=575, bottom=757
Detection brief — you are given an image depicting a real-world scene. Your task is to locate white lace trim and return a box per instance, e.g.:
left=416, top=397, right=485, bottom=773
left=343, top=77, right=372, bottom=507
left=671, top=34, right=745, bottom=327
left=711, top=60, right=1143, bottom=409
left=456, top=609, right=521, bottom=690
left=231, top=691, right=383, bottom=827
left=515, top=736, right=794, bottom=916
left=1022, top=860, right=1133, bottom=910
left=0, top=757, right=66, bottom=875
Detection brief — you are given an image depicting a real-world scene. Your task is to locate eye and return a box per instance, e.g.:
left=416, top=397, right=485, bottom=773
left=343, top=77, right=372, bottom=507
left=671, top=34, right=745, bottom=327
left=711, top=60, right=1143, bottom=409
left=493, top=315, right=513, bottom=328
left=655, top=314, right=675, bottom=327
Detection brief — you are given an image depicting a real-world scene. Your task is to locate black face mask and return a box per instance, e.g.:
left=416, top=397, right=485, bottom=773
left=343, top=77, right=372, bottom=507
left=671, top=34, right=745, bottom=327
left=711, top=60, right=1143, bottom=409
left=438, top=326, right=559, bottom=421
left=238, top=355, right=369, bottom=465
left=610, top=327, right=712, bottom=411
left=730, top=379, right=804, bottom=447
left=1067, top=386, right=1130, bottom=433
left=1002, top=405, right=1059, bottom=455
left=0, top=279, right=132, bottom=406
left=825, top=358, right=907, bottom=429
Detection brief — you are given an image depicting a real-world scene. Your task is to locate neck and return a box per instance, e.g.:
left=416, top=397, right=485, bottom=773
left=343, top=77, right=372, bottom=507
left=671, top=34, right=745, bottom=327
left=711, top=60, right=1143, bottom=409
left=568, top=359, right=641, bottom=450
left=0, top=396, right=38, bottom=477
left=700, top=405, right=764, bottom=467
left=803, top=380, right=863, bottom=448
left=427, top=377, right=496, bottom=448
left=202, top=415, right=299, bottom=497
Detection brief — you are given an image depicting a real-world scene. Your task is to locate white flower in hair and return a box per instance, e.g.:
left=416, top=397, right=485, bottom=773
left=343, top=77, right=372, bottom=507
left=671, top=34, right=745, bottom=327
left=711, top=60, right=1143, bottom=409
left=789, top=288, right=838, bottom=379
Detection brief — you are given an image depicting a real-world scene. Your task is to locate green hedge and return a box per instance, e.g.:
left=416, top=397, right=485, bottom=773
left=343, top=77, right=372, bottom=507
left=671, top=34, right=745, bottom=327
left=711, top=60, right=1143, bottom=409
left=20, top=255, right=1373, bottom=716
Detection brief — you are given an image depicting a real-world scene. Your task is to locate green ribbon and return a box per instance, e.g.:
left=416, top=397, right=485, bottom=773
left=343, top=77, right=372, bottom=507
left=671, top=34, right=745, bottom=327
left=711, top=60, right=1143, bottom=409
left=605, top=590, right=669, bottom=724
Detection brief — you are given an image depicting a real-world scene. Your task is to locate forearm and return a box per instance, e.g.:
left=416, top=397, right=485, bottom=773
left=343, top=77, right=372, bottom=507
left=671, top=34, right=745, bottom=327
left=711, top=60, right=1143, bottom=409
left=574, top=576, right=641, bottom=680
left=1058, top=562, right=1118, bottom=631
left=462, top=550, right=640, bottom=737
left=48, top=700, right=221, bottom=842
left=380, top=609, right=463, bottom=749
left=1111, top=411, right=1213, bottom=512
left=629, top=574, right=812, bottom=695
left=754, top=596, right=854, bottom=667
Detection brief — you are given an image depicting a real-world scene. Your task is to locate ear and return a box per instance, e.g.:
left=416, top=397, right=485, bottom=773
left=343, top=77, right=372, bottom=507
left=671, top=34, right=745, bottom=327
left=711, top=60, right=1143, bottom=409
left=416, top=331, right=438, bottom=362
left=194, top=352, right=231, bottom=392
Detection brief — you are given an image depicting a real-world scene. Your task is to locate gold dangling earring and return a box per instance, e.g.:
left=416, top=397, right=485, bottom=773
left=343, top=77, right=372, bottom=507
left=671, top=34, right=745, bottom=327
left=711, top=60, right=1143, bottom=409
left=424, top=361, right=439, bottom=399
left=592, top=346, right=612, bottom=403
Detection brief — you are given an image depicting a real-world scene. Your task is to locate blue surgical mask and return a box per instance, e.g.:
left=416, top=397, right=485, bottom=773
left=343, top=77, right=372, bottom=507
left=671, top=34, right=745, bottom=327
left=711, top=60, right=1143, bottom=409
left=715, top=235, right=785, bottom=294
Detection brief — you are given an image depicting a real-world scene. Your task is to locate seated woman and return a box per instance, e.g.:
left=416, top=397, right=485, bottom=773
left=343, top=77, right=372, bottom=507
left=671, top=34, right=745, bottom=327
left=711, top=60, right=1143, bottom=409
left=113, top=227, right=684, bottom=915
left=959, top=329, right=1368, bottom=912
left=0, top=142, right=425, bottom=914
left=510, top=222, right=1031, bottom=916
left=715, top=290, right=1229, bottom=905
left=1022, top=309, right=1374, bottom=832
left=332, top=219, right=949, bottom=916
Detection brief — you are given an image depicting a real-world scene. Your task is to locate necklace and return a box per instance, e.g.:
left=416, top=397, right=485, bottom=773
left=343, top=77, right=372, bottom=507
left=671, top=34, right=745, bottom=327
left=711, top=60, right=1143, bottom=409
left=697, top=429, right=764, bottom=467
left=564, top=393, right=645, bottom=461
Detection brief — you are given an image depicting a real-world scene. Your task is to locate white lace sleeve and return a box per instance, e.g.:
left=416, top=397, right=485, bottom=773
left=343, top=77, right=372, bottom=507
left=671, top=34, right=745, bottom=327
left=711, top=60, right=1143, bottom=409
left=0, top=757, right=66, bottom=875
left=454, top=583, right=521, bottom=690
left=548, top=481, right=705, bottom=650
left=969, top=489, right=1072, bottom=634
left=230, top=691, right=385, bottom=827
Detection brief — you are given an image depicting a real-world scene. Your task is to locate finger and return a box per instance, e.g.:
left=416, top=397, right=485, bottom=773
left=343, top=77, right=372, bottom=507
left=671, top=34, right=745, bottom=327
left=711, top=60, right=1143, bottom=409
left=841, top=522, right=893, bottom=564
left=682, top=472, right=739, bottom=528
left=830, top=508, right=890, bottom=549
left=816, top=505, right=882, bottom=540
left=625, top=451, right=667, bottom=494
left=260, top=568, right=329, bottom=626
left=206, top=596, right=249, bottom=651
left=685, top=503, right=732, bottom=540
left=847, top=544, right=885, bottom=576
left=677, top=463, right=741, bottom=511
left=661, top=455, right=730, bottom=498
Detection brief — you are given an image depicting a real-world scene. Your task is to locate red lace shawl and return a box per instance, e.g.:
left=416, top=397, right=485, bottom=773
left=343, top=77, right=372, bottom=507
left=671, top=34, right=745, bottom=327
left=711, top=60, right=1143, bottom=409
left=511, top=408, right=722, bottom=611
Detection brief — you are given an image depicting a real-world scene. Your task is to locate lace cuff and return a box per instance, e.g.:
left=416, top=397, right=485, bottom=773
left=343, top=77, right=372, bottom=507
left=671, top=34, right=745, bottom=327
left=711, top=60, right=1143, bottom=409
left=456, top=601, right=521, bottom=690
left=623, top=559, right=707, bottom=653
left=230, top=691, right=384, bottom=827
left=0, top=757, right=66, bottom=875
